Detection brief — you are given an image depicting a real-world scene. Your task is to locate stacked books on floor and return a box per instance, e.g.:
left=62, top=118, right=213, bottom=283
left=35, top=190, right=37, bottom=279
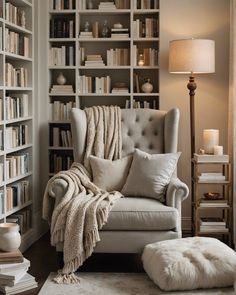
left=85, top=55, right=105, bottom=67
left=98, top=2, right=116, bottom=10
left=50, top=85, right=74, bottom=94
left=0, top=249, right=37, bottom=294
left=199, top=217, right=228, bottom=233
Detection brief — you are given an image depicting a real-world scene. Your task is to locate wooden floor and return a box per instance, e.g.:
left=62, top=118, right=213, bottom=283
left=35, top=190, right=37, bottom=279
left=21, top=232, right=144, bottom=294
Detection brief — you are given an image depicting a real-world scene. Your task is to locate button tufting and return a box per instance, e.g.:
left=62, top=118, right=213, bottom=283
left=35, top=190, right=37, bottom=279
left=128, top=130, right=132, bottom=136
left=154, top=130, right=158, bottom=136
left=142, top=130, right=145, bottom=136
left=149, top=144, right=153, bottom=149
left=135, top=143, right=140, bottom=148
left=136, top=117, right=139, bottom=122
left=149, top=117, right=153, bottom=122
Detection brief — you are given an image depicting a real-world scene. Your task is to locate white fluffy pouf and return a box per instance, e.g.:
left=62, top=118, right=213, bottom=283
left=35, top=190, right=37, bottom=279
left=142, top=237, right=236, bottom=291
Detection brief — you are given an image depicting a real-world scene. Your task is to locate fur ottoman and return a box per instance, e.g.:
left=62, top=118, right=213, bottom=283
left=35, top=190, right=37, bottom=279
left=142, top=237, right=236, bottom=291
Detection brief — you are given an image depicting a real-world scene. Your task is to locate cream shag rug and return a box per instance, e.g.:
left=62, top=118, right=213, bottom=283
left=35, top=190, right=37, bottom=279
left=38, top=273, right=234, bottom=295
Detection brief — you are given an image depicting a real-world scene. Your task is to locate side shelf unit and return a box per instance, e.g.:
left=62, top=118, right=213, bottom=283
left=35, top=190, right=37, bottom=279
left=47, top=0, right=160, bottom=177
left=192, top=160, right=232, bottom=245
left=0, top=0, right=34, bottom=251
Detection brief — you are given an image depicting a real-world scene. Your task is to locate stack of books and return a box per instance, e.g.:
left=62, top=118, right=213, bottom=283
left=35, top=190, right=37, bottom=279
left=98, top=2, right=116, bottom=10
left=199, top=217, right=228, bottom=233
left=198, top=172, right=226, bottom=182
left=193, top=153, right=229, bottom=163
left=50, top=85, right=74, bottom=94
left=111, top=87, right=129, bottom=94
left=79, top=31, right=93, bottom=39
left=85, top=55, right=105, bottom=66
left=111, top=28, right=129, bottom=38
left=0, top=250, right=37, bottom=294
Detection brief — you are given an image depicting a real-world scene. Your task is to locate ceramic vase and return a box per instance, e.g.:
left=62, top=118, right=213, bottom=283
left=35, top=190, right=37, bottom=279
left=141, top=79, right=153, bottom=93
left=56, top=72, right=66, bottom=85
left=0, top=223, right=21, bottom=252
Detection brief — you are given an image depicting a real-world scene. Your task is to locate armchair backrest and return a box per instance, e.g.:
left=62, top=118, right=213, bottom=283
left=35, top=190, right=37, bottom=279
left=71, top=108, right=180, bottom=163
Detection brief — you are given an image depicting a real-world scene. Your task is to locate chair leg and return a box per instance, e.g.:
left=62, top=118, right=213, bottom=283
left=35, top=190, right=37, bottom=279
left=57, top=252, right=64, bottom=269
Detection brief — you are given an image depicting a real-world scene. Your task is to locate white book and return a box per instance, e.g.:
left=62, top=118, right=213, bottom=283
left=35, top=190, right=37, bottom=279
left=0, top=273, right=37, bottom=295
left=0, top=268, right=28, bottom=286
left=0, top=259, right=30, bottom=274
left=194, top=153, right=229, bottom=163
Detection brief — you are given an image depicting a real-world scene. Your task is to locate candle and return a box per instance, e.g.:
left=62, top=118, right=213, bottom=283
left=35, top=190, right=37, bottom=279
left=138, top=54, right=144, bottom=66
left=213, top=145, right=223, bottom=155
left=203, top=129, right=219, bottom=154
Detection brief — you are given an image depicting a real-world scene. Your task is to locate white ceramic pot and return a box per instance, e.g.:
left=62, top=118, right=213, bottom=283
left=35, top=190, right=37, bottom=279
left=141, top=79, right=153, bottom=93
left=56, top=72, right=66, bottom=85
left=0, top=223, right=21, bottom=252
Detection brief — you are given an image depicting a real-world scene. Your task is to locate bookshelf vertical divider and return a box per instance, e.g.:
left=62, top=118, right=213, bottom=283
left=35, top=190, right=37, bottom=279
left=48, top=0, right=160, bottom=176
left=0, top=0, right=34, bottom=251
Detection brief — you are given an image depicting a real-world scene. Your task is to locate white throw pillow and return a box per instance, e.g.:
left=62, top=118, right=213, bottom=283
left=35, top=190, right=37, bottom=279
left=89, top=155, right=133, bottom=192
left=121, top=149, right=180, bottom=201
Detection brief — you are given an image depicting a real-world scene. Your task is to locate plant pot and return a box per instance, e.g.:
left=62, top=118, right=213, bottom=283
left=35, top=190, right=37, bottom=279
left=0, top=223, right=21, bottom=252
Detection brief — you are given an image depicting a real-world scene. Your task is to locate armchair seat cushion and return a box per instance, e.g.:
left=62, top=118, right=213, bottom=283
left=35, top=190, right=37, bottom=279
left=102, top=197, right=179, bottom=231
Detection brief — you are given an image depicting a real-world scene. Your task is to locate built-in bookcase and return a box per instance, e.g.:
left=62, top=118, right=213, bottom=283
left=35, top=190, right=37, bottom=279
left=48, top=0, right=159, bottom=176
left=0, top=0, right=34, bottom=251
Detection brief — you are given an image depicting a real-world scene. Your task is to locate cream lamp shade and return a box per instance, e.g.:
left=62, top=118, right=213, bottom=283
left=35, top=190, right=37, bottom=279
left=169, top=39, right=215, bottom=74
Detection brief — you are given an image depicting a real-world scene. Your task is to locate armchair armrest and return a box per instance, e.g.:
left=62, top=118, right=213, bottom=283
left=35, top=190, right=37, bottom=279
left=166, top=178, right=189, bottom=238
left=48, top=178, right=68, bottom=208
left=166, top=177, right=189, bottom=210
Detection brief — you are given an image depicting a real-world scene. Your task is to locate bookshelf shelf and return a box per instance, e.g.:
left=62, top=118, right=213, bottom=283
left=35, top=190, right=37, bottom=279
left=0, top=0, right=34, bottom=251
left=79, top=9, right=131, bottom=15
left=5, top=52, right=32, bottom=62
left=47, top=0, right=160, bottom=177
left=5, top=200, right=33, bottom=218
left=49, top=10, right=76, bottom=14
left=5, top=20, right=33, bottom=35
left=5, top=144, right=33, bottom=154
left=5, top=171, right=33, bottom=186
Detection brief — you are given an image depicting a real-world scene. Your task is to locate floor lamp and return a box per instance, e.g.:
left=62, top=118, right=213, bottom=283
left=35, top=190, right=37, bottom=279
left=168, top=38, right=215, bottom=234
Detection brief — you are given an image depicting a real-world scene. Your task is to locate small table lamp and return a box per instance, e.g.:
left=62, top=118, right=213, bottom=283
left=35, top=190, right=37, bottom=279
left=169, top=38, right=215, bottom=157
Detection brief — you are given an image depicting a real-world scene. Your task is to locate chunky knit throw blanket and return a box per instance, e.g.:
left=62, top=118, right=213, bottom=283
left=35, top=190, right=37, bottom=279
left=42, top=106, right=122, bottom=284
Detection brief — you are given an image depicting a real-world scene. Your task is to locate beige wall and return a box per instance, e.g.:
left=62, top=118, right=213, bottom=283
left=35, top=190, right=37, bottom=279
left=160, top=0, right=230, bottom=229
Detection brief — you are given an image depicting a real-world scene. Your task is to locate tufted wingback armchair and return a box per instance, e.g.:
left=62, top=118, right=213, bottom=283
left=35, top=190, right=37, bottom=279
left=50, top=108, right=189, bottom=253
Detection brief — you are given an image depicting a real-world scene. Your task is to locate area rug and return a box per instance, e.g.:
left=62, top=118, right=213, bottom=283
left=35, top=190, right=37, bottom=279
left=38, top=273, right=234, bottom=295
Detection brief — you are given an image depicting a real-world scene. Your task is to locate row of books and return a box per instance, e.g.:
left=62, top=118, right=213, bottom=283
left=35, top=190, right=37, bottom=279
left=134, top=0, right=159, bottom=9
left=51, top=127, right=72, bottom=147
left=0, top=164, right=3, bottom=184
left=125, top=98, right=157, bottom=109
left=50, top=17, right=75, bottom=38
left=49, top=45, right=75, bottom=66
left=5, top=180, right=30, bottom=212
left=5, top=124, right=29, bottom=150
left=5, top=63, right=28, bottom=88
left=5, top=28, right=30, bottom=57
left=6, top=153, right=29, bottom=180
left=132, top=18, right=158, bottom=38
left=199, top=217, right=228, bottom=233
left=50, top=100, right=75, bottom=121
left=5, top=94, right=29, bottom=120
left=50, top=0, right=76, bottom=10
left=114, top=0, right=130, bottom=9
left=78, top=75, right=111, bottom=94
left=0, top=252, right=37, bottom=294
left=133, top=45, right=158, bottom=66
left=107, top=48, right=129, bottom=66
left=50, top=84, right=74, bottom=94
left=7, top=208, right=31, bottom=235
left=5, top=2, right=26, bottom=29
left=49, top=153, right=73, bottom=173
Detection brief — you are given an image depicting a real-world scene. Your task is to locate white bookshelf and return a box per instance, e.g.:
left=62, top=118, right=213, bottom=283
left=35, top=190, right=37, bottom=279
left=47, top=0, right=159, bottom=176
left=0, top=0, right=34, bottom=251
